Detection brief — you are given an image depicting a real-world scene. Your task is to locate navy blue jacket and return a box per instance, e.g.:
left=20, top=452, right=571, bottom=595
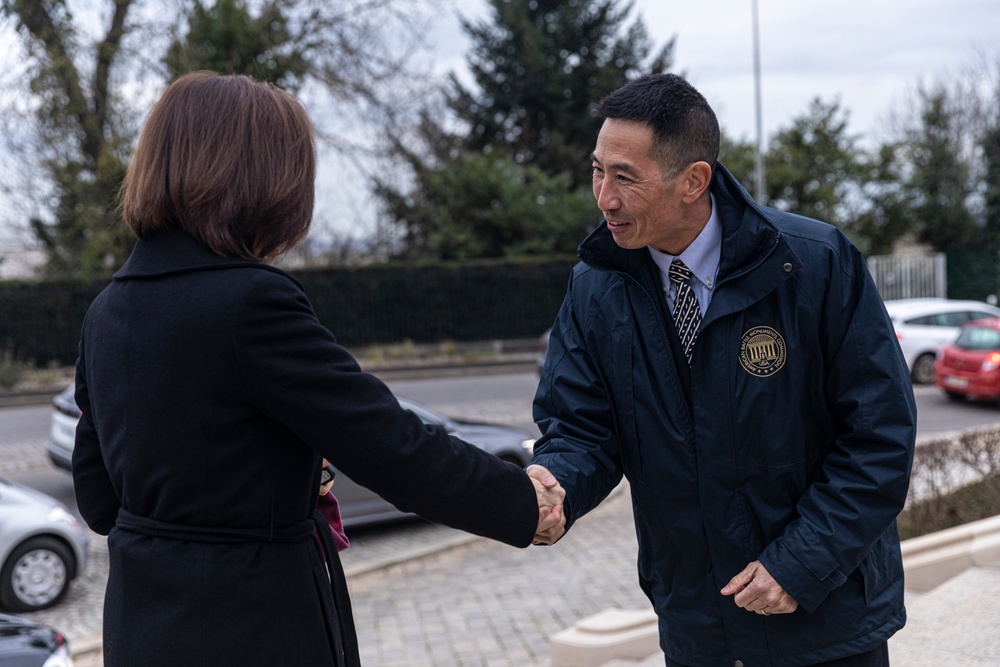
left=531, top=165, right=916, bottom=666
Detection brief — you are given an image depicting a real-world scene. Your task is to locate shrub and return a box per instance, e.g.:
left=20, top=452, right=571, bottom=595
left=898, top=426, right=1000, bottom=540
left=0, top=347, right=29, bottom=388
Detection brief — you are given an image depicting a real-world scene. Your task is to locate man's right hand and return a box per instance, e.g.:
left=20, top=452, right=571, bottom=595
left=527, top=464, right=566, bottom=545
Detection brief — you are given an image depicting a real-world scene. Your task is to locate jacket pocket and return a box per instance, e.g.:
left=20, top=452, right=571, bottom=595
left=858, top=527, right=901, bottom=604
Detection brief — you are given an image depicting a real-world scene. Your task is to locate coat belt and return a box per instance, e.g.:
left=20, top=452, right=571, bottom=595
left=116, top=508, right=315, bottom=543
left=115, top=508, right=361, bottom=667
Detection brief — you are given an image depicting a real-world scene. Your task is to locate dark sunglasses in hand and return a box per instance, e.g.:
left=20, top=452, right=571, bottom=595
left=320, top=464, right=336, bottom=485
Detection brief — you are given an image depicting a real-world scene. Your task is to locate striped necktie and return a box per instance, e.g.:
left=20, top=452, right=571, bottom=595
left=668, top=259, right=702, bottom=364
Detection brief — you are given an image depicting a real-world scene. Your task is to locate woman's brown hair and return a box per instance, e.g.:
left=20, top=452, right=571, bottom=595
left=119, top=71, right=316, bottom=260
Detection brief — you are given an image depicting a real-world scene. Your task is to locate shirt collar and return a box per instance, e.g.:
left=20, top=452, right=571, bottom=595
left=647, top=194, right=722, bottom=290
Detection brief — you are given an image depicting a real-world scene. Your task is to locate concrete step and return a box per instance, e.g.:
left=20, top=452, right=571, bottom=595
left=890, top=566, right=1000, bottom=666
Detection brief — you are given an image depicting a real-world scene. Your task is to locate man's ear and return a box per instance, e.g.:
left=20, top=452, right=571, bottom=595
left=679, top=161, right=713, bottom=204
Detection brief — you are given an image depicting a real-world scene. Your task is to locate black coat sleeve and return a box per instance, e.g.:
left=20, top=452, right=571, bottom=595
left=72, top=318, right=121, bottom=535
left=231, top=270, right=539, bottom=547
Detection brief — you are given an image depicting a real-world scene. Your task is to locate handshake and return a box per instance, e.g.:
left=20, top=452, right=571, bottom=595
left=527, top=464, right=567, bottom=546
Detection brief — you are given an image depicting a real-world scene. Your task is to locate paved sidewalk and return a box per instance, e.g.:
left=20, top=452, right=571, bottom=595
left=346, top=485, right=652, bottom=667
left=19, top=481, right=653, bottom=667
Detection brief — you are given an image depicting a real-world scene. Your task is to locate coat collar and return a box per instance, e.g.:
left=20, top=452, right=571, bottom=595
left=114, top=229, right=299, bottom=286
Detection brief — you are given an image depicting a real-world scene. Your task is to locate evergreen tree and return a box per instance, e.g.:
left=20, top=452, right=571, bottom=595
left=905, top=87, right=979, bottom=252
left=718, top=131, right=757, bottom=195
left=376, top=0, right=672, bottom=259
left=979, top=123, right=1000, bottom=255
left=847, top=142, right=913, bottom=256
left=763, top=98, right=864, bottom=227
left=451, top=0, right=672, bottom=187
left=163, top=0, right=309, bottom=89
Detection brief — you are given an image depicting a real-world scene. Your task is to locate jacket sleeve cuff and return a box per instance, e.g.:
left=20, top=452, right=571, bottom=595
left=760, top=534, right=847, bottom=613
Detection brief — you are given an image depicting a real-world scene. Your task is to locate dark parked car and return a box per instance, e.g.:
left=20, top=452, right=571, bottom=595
left=48, top=386, right=536, bottom=529
left=0, top=614, right=73, bottom=667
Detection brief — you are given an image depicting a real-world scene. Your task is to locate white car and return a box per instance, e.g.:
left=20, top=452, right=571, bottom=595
left=0, top=478, right=89, bottom=612
left=884, top=298, right=1000, bottom=384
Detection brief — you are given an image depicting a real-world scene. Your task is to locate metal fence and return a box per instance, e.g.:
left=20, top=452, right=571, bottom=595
left=867, top=253, right=947, bottom=301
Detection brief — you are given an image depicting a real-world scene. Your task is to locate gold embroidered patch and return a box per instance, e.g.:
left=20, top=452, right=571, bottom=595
left=739, top=326, right=786, bottom=377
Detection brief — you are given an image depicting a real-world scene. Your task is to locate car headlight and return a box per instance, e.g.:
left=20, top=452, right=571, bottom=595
left=521, top=438, right=536, bottom=454
left=47, top=506, right=79, bottom=528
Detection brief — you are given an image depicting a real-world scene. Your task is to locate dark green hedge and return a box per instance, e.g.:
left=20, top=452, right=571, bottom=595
left=946, top=252, right=1000, bottom=301
left=0, top=279, right=107, bottom=367
left=298, top=260, right=573, bottom=347
left=0, top=258, right=577, bottom=367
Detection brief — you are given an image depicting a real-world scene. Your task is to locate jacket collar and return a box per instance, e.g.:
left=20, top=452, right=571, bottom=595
left=113, top=228, right=298, bottom=285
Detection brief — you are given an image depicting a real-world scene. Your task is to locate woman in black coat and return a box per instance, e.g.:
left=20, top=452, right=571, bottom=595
left=71, top=71, right=564, bottom=666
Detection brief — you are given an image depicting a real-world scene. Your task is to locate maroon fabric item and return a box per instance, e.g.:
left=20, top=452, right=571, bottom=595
left=317, top=491, right=350, bottom=552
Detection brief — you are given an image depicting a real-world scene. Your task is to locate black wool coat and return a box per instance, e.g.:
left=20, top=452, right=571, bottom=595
left=72, top=229, right=539, bottom=666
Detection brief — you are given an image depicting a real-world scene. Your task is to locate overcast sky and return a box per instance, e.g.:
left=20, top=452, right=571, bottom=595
left=425, top=0, right=1000, bottom=145
left=2, top=0, right=999, bottom=250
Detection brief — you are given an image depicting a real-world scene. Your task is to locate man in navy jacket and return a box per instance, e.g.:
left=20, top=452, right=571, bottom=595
left=530, top=74, right=916, bottom=666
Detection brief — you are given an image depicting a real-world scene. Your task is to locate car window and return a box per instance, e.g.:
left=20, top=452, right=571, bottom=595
left=955, top=327, right=1000, bottom=350
left=903, top=311, right=987, bottom=326
left=904, top=314, right=949, bottom=326
left=939, top=311, right=973, bottom=326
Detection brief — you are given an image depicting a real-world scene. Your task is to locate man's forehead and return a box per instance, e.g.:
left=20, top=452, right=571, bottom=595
left=592, top=121, right=658, bottom=169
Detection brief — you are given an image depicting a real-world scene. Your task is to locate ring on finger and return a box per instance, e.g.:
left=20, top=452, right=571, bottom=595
left=761, top=608, right=771, bottom=616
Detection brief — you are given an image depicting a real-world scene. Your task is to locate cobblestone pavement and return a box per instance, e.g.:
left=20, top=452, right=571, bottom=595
left=347, top=485, right=651, bottom=667
left=1, top=401, right=659, bottom=666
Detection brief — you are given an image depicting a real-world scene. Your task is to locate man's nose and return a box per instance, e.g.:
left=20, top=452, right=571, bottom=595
left=595, top=180, right=620, bottom=211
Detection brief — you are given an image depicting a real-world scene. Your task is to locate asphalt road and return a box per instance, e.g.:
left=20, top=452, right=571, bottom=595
left=1, top=377, right=995, bottom=526
left=2, top=375, right=996, bottom=449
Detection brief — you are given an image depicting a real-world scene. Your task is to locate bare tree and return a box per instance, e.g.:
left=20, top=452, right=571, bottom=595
left=0, top=0, right=443, bottom=276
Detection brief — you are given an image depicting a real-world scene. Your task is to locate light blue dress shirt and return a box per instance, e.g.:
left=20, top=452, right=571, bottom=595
left=647, top=194, right=722, bottom=318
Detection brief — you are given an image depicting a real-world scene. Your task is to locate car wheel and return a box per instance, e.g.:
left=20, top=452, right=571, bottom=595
left=0, top=536, right=74, bottom=612
left=911, top=353, right=937, bottom=385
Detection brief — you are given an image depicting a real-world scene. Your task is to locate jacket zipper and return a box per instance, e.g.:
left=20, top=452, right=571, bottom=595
left=580, top=261, right=697, bottom=444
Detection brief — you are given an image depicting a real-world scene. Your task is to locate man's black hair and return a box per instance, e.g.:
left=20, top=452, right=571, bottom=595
left=595, top=73, right=721, bottom=177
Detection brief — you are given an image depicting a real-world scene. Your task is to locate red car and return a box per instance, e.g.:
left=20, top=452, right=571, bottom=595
left=934, top=317, right=1000, bottom=401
